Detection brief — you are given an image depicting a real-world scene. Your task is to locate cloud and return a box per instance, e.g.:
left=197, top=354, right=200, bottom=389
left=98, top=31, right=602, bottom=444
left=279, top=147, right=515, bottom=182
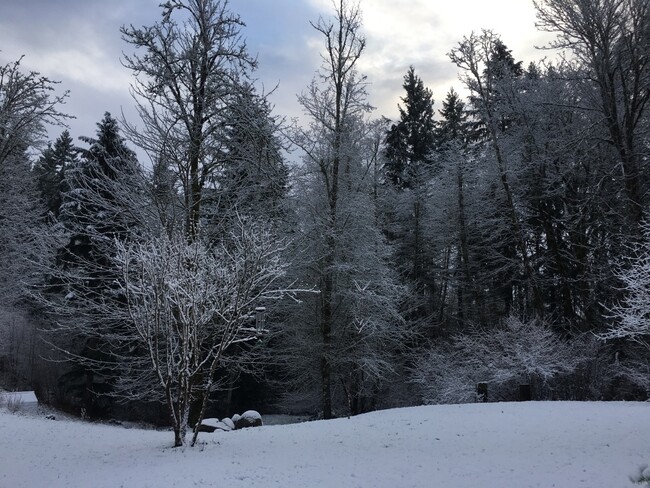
left=0, top=0, right=559, bottom=155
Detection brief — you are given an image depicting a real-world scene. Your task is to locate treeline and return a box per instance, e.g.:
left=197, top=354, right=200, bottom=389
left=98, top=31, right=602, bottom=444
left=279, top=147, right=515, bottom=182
left=0, top=0, right=648, bottom=446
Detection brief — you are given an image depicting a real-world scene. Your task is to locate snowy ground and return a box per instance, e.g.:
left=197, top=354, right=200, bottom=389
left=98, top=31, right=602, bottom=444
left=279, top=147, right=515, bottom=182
left=0, top=401, right=648, bottom=488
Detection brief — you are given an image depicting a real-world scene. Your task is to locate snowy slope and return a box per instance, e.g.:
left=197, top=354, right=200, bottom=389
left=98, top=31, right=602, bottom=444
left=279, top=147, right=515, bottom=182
left=0, top=402, right=648, bottom=488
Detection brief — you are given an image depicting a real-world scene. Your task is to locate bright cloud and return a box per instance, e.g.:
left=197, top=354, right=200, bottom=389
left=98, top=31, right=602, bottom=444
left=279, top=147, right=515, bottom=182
left=303, top=0, right=558, bottom=119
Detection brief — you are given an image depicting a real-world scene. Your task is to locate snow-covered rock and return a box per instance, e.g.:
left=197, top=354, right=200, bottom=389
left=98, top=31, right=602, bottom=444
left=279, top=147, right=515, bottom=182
left=198, top=418, right=231, bottom=433
left=221, top=417, right=235, bottom=430
left=234, top=410, right=262, bottom=429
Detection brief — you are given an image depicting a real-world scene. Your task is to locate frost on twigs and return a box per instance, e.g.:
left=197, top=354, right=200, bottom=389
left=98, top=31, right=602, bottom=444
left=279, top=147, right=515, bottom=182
left=411, top=315, right=582, bottom=404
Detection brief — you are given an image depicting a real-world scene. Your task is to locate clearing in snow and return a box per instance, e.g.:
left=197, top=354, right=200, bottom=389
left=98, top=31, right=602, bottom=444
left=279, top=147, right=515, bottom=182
left=0, top=401, right=648, bottom=488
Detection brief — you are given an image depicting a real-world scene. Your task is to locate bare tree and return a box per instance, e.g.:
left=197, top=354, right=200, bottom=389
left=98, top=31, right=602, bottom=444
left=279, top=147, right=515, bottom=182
left=0, top=56, right=69, bottom=390
left=534, top=0, right=650, bottom=226
left=121, top=0, right=258, bottom=240
left=0, top=57, right=71, bottom=166
left=37, top=145, right=292, bottom=445
left=115, top=221, right=289, bottom=447
left=285, top=0, right=410, bottom=418
left=292, top=0, right=366, bottom=419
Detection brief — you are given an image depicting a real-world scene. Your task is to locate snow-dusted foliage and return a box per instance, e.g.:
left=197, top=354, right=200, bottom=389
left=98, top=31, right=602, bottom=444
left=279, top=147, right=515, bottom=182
left=0, top=57, right=70, bottom=166
left=412, top=316, right=581, bottom=404
left=0, top=56, right=69, bottom=391
left=281, top=0, right=410, bottom=418
left=121, top=0, right=262, bottom=240
left=114, top=219, right=288, bottom=446
left=601, top=223, right=650, bottom=349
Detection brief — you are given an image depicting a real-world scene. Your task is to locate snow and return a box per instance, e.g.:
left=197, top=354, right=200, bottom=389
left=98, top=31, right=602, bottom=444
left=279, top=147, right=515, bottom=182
left=0, top=391, right=38, bottom=415
left=0, top=401, right=648, bottom=487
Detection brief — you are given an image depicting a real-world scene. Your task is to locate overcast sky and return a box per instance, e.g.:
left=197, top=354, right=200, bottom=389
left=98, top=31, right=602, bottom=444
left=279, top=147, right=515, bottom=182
left=0, top=0, right=557, bottom=158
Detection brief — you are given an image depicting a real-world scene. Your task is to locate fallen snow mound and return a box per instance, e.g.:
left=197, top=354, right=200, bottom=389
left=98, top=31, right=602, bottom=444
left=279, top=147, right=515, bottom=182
left=0, top=401, right=648, bottom=488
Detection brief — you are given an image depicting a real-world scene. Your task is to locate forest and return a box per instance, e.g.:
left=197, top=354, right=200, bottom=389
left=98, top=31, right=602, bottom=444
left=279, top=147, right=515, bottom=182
left=0, top=0, right=648, bottom=447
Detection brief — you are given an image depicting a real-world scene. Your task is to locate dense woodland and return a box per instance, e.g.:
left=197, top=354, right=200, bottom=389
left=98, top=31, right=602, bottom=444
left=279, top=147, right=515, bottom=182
left=1, top=0, right=649, bottom=446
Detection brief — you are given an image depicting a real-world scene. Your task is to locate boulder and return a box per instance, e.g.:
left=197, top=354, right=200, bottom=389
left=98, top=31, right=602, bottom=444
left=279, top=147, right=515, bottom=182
left=234, top=410, right=263, bottom=429
left=198, top=418, right=232, bottom=433
left=221, top=417, right=235, bottom=431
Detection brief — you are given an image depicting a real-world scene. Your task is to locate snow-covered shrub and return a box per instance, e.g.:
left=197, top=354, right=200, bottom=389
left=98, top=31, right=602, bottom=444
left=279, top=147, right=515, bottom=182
left=412, top=316, right=581, bottom=404
left=410, top=347, right=478, bottom=404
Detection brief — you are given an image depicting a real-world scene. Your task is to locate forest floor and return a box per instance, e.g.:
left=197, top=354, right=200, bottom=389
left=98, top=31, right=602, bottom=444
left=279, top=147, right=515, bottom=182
left=0, top=400, right=648, bottom=487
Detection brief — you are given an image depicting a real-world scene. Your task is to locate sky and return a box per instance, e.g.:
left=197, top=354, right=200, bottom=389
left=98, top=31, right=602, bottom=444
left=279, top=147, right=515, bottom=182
left=0, top=0, right=557, bottom=160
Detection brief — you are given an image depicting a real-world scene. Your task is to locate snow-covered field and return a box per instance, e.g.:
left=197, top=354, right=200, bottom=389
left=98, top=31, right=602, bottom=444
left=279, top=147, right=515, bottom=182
left=0, top=401, right=648, bottom=488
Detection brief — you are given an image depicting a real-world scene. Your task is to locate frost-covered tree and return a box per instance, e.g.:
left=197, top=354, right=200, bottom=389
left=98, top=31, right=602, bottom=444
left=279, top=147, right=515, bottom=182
left=381, top=68, right=439, bottom=331
left=286, top=0, right=408, bottom=418
left=0, top=57, right=70, bottom=166
left=601, top=223, right=650, bottom=349
left=0, top=56, right=69, bottom=390
left=121, top=0, right=261, bottom=240
left=114, top=221, right=288, bottom=447
left=450, top=31, right=543, bottom=316
left=202, top=82, right=289, bottom=233
left=38, top=113, right=144, bottom=417
left=384, top=67, right=436, bottom=189
left=0, top=149, right=43, bottom=389
left=534, top=0, right=650, bottom=227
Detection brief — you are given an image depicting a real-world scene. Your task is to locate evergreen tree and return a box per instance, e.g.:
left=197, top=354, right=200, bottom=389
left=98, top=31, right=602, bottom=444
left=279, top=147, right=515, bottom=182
left=60, top=112, right=138, bottom=248
left=52, top=112, right=142, bottom=418
left=382, top=69, right=438, bottom=330
left=203, top=82, right=289, bottom=232
left=437, top=88, right=469, bottom=145
left=383, top=67, right=436, bottom=189
left=33, top=130, right=77, bottom=219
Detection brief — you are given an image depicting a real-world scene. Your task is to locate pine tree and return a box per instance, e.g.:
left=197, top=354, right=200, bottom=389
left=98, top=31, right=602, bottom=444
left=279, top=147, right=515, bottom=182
left=203, top=82, right=288, bottom=232
left=382, top=69, right=438, bottom=328
left=60, top=112, right=138, bottom=247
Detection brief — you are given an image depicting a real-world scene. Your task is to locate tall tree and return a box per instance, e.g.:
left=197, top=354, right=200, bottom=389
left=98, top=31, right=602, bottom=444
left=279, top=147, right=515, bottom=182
left=0, top=56, right=69, bottom=391
left=33, top=130, right=77, bottom=219
left=203, top=82, right=289, bottom=232
left=382, top=68, right=438, bottom=331
left=534, top=0, right=650, bottom=228
left=121, top=0, right=258, bottom=241
left=384, top=67, right=436, bottom=189
left=450, top=31, right=543, bottom=317
left=47, top=113, right=141, bottom=418
left=287, top=0, right=407, bottom=419
left=0, top=149, right=43, bottom=389
left=118, top=0, right=293, bottom=445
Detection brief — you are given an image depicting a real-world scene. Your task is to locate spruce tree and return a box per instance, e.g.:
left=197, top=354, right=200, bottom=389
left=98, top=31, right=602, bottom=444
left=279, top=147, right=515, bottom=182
left=384, top=67, right=436, bottom=189
left=33, top=130, right=77, bottom=219
left=54, top=112, right=141, bottom=418
left=437, top=88, right=469, bottom=145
